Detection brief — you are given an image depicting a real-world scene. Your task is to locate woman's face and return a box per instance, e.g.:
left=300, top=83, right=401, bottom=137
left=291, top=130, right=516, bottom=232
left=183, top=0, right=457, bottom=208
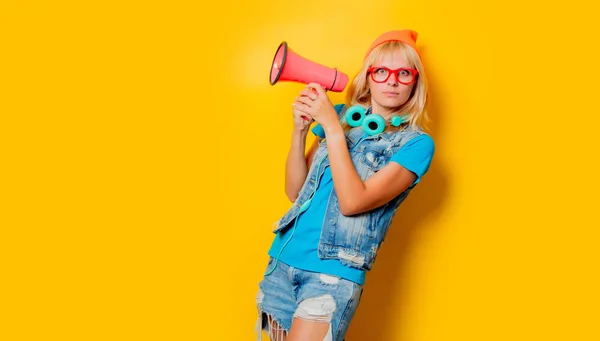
left=367, top=51, right=417, bottom=114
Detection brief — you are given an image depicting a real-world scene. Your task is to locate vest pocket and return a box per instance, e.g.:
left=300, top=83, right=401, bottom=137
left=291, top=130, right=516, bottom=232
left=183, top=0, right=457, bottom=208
left=355, top=151, right=387, bottom=175
left=335, top=210, right=369, bottom=248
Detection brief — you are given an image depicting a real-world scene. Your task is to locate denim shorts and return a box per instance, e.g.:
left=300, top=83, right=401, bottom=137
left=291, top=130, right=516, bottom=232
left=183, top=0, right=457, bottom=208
left=255, top=257, right=364, bottom=341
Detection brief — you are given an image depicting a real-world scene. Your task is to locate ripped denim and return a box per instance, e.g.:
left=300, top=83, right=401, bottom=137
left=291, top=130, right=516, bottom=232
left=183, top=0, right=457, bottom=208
left=255, top=257, right=363, bottom=341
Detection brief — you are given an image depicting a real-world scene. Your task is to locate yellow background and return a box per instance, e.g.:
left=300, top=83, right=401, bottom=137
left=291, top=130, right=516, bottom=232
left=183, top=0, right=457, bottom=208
left=1, top=0, right=599, bottom=340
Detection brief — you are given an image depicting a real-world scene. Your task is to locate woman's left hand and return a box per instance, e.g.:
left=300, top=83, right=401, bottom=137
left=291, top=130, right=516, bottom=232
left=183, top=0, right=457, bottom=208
left=292, top=83, right=340, bottom=131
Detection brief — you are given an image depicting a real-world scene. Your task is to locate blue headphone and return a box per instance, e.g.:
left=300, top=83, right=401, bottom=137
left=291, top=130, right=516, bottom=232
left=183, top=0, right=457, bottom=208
left=312, top=105, right=408, bottom=138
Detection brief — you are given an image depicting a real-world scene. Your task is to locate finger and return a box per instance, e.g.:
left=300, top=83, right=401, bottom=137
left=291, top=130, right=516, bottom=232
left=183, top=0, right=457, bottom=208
left=293, top=109, right=313, bottom=122
left=299, top=89, right=318, bottom=101
left=296, top=96, right=314, bottom=107
left=292, top=102, right=308, bottom=113
left=293, top=106, right=311, bottom=116
left=292, top=102, right=311, bottom=115
left=307, top=83, right=327, bottom=97
left=294, top=99, right=314, bottom=113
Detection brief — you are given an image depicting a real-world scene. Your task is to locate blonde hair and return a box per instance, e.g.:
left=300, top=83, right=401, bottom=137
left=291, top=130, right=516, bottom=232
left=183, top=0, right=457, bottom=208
left=343, top=41, right=429, bottom=132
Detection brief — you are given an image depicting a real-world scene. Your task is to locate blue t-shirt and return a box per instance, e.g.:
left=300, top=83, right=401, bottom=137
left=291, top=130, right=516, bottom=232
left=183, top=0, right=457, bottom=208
left=268, top=131, right=435, bottom=285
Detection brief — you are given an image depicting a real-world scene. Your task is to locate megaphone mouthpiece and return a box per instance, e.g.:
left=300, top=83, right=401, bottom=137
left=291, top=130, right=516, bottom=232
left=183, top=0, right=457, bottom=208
left=270, top=42, right=288, bottom=85
left=269, top=41, right=348, bottom=93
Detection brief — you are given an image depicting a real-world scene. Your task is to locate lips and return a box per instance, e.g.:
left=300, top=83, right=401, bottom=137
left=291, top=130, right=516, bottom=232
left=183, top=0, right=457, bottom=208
left=383, top=92, right=399, bottom=96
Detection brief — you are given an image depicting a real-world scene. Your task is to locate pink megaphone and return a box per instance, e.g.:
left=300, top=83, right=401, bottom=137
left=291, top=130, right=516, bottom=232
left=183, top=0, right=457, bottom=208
left=269, top=41, right=348, bottom=92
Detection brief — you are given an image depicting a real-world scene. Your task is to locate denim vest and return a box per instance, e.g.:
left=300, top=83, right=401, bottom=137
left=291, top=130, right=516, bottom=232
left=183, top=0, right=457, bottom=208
left=272, top=105, right=426, bottom=271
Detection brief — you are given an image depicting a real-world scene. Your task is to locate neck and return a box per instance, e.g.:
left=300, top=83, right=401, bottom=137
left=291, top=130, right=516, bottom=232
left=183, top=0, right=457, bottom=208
left=370, top=102, right=395, bottom=120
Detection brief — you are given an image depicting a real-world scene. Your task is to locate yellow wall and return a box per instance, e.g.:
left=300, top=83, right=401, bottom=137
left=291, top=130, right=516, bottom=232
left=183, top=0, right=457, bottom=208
left=2, top=0, right=599, bottom=340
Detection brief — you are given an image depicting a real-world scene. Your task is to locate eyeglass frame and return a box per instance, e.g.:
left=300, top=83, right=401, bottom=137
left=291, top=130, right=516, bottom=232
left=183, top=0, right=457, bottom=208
left=367, top=66, right=419, bottom=85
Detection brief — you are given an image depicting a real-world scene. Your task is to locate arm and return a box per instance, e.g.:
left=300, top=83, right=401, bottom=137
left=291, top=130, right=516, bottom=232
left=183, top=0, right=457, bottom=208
left=295, top=83, right=433, bottom=216
left=324, top=130, right=417, bottom=215
left=285, top=127, right=320, bottom=203
left=285, top=95, right=344, bottom=202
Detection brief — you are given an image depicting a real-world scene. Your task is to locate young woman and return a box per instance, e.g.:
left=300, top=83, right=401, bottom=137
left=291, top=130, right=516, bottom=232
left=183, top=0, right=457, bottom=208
left=256, top=29, right=435, bottom=341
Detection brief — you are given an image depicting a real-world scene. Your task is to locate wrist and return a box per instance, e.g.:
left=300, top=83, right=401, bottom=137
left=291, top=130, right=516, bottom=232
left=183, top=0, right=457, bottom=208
left=292, top=127, right=310, bottom=137
left=293, top=126, right=310, bottom=134
left=291, top=129, right=308, bottom=148
left=323, top=122, right=343, bottom=137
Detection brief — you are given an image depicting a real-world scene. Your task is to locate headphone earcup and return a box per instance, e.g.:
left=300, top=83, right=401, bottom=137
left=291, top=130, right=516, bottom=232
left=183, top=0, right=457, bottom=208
left=311, top=123, right=325, bottom=138
left=344, top=105, right=367, bottom=127
left=362, top=114, right=386, bottom=135
left=391, top=115, right=409, bottom=127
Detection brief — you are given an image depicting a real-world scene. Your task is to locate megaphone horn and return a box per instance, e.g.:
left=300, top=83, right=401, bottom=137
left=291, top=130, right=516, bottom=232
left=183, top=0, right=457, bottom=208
left=269, top=41, right=348, bottom=93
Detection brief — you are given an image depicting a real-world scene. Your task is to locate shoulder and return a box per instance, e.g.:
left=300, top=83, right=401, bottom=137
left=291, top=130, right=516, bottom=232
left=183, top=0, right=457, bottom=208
left=409, top=131, right=435, bottom=148
left=397, top=129, right=435, bottom=156
left=389, top=129, right=435, bottom=183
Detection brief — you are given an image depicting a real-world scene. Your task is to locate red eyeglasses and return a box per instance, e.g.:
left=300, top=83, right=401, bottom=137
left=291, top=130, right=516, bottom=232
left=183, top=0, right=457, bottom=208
left=367, top=66, right=418, bottom=84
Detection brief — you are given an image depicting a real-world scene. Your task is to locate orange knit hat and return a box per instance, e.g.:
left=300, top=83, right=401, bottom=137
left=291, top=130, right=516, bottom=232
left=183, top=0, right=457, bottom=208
left=364, top=29, right=421, bottom=61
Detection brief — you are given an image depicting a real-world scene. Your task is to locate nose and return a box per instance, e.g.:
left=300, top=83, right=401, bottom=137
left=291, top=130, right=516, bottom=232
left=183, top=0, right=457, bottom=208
left=387, top=73, right=399, bottom=86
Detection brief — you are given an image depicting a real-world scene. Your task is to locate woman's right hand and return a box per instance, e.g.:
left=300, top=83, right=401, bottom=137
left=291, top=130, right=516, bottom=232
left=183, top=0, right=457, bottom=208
left=292, top=95, right=314, bottom=132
